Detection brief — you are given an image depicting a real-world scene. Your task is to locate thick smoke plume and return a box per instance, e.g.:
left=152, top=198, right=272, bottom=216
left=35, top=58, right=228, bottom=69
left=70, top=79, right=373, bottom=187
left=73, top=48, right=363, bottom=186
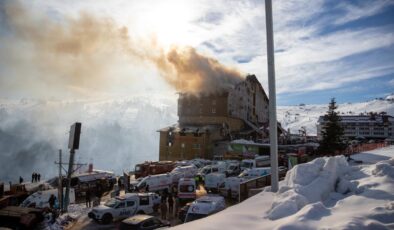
left=0, top=1, right=243, bottom=97
left=157, top=47, right=242, bottom=95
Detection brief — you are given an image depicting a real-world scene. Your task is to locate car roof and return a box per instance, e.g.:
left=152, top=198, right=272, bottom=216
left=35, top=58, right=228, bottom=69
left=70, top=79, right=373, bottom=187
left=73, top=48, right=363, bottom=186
left=122, top=214, right=153, bottom=224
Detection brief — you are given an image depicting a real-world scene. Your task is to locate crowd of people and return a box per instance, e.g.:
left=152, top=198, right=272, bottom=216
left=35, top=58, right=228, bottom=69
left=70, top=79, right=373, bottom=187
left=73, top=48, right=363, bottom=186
left=159, top=186, right=180, bottom=221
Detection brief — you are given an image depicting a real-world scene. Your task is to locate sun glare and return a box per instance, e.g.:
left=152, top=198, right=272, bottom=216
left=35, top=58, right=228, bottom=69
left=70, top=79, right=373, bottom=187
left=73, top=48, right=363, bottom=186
left=132, top=1, right=199, bottom=49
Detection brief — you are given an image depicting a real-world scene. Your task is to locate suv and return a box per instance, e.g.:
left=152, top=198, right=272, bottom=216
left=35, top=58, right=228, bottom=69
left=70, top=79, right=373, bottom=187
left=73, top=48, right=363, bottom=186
left=88, top=193, right=158, bottom=224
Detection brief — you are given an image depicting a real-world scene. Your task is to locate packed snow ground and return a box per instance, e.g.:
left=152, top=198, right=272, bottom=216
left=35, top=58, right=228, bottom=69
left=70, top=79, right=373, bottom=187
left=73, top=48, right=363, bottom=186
left=173, top=146, right=394, bottom=230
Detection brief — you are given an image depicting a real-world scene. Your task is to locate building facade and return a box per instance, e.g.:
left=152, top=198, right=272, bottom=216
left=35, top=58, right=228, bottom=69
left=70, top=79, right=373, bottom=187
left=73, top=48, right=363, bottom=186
left=317, top=114, right=394, bottom=140
left=158, top=75, right=270, bottom=161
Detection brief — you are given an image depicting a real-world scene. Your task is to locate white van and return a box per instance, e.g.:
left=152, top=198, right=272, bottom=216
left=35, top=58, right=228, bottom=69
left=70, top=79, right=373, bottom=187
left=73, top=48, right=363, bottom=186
left=198, top=163, right=227, bottom=177
left=219, top=177, right=246, bottom=198
left=135, top=174, right=172, bottom=193
left=177, top=178, right=197, bottom=201
left=184, top=195, right=226, bottom=223
left=171, top=165, right=198, bottom=184
left=240, top=156, right=270, bottom=170
left=204, top=173, right=226, bottom=192
left=88, top=193, right=156, bottom=224
left=21, top=188, right=75, bottom=208
left=239, top=167, right=271, bottom=179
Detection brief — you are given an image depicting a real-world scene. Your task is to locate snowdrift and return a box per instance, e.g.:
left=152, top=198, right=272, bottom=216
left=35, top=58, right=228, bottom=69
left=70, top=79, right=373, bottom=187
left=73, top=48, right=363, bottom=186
left=173, top=147, right=394, bottom=230
left=267, top=156, right=350, bottom=219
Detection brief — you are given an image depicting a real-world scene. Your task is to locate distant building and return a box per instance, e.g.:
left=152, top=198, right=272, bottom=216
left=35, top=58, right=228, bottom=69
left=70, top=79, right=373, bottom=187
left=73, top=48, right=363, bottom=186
left=158, top=75, right=271, bottom=161
left=317, top=114, right=394, bottom=140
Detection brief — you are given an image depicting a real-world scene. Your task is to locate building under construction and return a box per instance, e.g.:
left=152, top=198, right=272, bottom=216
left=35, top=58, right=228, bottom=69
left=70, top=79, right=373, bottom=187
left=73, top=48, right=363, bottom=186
left=158, top=74, right=275, bottom=161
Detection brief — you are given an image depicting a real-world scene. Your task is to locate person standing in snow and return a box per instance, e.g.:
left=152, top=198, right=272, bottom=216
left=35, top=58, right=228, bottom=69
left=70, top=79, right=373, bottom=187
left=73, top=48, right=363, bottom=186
left=48, top=194, right=56, bottom=209
left=31, top=172, right=34, bottom=183
left=160, top=200, right=167, bottom=220
left=86, top=187, right=92, bottom=207
left=38, top=173, right=41, bottom=182
left=19, top=176, right=23, bottom=184
left=167, top=193, right=174, bottom=217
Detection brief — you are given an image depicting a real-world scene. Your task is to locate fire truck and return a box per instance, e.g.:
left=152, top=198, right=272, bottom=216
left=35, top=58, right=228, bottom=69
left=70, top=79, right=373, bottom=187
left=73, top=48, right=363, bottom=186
left=134, top=161, right=176, bottom=179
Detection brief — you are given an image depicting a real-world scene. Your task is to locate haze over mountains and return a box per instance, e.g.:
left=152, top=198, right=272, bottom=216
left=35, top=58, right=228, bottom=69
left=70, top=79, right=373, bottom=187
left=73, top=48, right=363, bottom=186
left=1, top=95, right=393, bottom=182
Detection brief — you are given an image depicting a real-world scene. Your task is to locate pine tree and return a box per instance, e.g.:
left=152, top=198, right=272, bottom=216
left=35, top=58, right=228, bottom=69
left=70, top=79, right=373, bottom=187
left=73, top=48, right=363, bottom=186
left=318, top=98, right=345, bottom=155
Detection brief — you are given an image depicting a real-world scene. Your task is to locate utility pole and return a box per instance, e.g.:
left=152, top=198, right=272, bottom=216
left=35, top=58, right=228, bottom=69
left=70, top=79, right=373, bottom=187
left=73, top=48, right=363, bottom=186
left=64, top=122, right=81, bottom=212
left=265, top=0, right=279, bottom=192
left=58, top=149, right=63, bottom=212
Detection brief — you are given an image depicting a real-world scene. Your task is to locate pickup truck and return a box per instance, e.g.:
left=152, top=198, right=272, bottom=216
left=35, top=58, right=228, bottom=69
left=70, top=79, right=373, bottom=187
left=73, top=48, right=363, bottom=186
left=88, top=192, right=160, bottom=224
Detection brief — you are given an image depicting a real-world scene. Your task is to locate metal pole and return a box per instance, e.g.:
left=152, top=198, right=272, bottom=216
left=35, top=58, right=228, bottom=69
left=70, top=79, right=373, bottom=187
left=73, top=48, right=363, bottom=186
left=64, top=149, right=75, bottom=212
left=58, top=149, right=63, bottom=212
left=265, top=0, right=278, bottom=192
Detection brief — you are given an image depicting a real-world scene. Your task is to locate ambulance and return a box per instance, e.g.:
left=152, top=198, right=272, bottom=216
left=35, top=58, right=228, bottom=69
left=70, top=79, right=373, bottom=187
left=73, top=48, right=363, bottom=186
left=177, top=178, right=196, bottom=201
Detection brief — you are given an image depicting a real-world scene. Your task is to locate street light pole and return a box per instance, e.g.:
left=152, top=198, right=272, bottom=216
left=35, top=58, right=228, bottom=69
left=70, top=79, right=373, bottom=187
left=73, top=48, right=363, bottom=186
left=265, top=0, right=279, bottom=192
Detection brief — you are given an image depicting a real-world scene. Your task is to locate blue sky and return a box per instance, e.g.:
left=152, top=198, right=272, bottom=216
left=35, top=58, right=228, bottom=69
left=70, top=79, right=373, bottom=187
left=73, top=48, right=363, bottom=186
left=0, top=0, right=393, bottom=105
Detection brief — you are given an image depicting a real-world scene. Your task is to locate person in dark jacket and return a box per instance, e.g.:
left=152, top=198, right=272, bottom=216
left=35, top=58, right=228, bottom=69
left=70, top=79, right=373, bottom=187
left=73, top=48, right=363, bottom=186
left=85, top=188, right=91, bottom=207
left=167, top=193, right=174, bottom=217
left=19, top=176, right=23, bottom=184
left=48, top=194, right=56, bottom=209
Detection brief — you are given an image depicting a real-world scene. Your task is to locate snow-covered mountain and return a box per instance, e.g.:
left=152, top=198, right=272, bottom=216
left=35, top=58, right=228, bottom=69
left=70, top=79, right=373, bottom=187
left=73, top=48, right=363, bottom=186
left=1, top=95, right=393, bottom=182
left=278, top=96, right=394, bottom=136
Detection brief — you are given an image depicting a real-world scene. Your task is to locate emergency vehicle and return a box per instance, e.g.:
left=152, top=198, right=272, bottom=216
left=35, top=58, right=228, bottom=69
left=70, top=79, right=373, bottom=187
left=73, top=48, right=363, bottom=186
left=171, top=165, right=198, bottom=184
left=135, top=174, right=172, bottom=193
left=239, top=167, right=271, bottom=179
left=184, top=195, right=226, bottom=223
left=240, top=155, right=270, bottom=170
left=88, top=193, right=158, bottom=224
left=204, top=173, right=226, bottom=193
left=177, top=178, right=196, bottom=201
left=134, top=161, right=176, bottom=179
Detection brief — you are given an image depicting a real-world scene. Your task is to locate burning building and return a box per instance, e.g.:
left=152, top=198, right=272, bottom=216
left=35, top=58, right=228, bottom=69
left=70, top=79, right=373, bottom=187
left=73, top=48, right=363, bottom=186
left=158, top=74, right=270, bottom=161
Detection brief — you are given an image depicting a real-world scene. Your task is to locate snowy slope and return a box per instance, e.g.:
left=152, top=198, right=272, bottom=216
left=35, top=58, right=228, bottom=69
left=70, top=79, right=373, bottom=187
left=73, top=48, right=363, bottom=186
left=278, top=97, right=394, bottom=135
left=172, top=146, right=394, bottom=230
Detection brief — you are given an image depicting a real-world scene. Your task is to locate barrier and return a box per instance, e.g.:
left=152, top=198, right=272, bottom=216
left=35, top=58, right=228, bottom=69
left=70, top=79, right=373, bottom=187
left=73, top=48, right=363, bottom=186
left=342, top=142, right=388, bottom=155
left=238, top=169, right=287, bottom=203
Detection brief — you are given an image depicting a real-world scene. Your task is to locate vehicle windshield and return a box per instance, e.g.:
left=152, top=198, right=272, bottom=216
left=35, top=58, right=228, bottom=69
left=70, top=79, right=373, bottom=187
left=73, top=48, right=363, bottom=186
left=104, top=198, right=121, bottom=208
left=185, top=213, right=208, bottom=223
left=229, top=165, right=237, bottom=170
left=199, top=167, right=211, bottom=174
left=241, top=161, right=253, bottom=169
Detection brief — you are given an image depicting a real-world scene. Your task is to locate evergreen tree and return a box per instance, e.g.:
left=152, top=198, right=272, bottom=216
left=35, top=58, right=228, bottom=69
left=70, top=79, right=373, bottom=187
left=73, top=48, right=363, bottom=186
left=318, top=98, right=345, bottom=155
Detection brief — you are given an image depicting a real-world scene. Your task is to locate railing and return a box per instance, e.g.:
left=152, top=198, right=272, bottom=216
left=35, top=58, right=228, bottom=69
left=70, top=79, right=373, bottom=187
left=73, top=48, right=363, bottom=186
left=238, top=169, right=287, bottom=203
left=342, top=142, right=388, bottom=155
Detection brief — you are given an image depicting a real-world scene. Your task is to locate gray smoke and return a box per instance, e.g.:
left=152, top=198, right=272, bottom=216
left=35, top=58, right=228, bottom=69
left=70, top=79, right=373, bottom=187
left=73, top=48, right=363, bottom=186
left=0, top=97, right=177, bottom=183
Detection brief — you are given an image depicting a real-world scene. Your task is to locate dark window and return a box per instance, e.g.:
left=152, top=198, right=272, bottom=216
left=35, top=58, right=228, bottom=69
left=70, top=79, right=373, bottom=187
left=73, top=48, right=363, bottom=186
left=126, top=201, right=135, bottom=207
left=139, top=196, right=150, bottom=205
left=117, top=202, right=125, bottom=208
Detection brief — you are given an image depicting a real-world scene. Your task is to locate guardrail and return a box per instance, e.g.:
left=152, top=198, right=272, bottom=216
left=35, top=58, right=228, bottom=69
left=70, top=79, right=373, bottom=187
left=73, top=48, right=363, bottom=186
left=238, top=169, right=287, bottom=203
left=342, top=142, right=388, bottom=155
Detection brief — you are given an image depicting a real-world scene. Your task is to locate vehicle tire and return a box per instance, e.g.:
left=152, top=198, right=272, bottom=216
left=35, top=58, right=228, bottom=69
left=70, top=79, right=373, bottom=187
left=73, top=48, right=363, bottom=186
left=102, top=213, right=113, bottom=224
left=137, top=210, right=145, bottom=214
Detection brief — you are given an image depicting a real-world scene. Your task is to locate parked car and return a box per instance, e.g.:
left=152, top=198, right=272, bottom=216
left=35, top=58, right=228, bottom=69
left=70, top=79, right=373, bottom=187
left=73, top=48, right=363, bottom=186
left=184, top=195, right=226, bottom=223
left=88, top=193, right=156, bottom=224
left=118, top=214, right=170, bottom=230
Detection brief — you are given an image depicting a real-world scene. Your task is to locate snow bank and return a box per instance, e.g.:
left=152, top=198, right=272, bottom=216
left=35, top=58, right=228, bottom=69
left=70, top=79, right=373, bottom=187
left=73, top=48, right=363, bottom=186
left=372, top=158, right=394, bottom=178
left=267, top=156, right=349, bottom=219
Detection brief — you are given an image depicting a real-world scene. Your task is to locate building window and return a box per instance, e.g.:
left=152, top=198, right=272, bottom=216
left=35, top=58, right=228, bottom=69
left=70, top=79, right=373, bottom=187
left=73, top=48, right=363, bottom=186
left=212, top=100, right=216, bottom=105
left=212, top=108, right=216, bottom=114
left=193, top=144, right=201, bottom=149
